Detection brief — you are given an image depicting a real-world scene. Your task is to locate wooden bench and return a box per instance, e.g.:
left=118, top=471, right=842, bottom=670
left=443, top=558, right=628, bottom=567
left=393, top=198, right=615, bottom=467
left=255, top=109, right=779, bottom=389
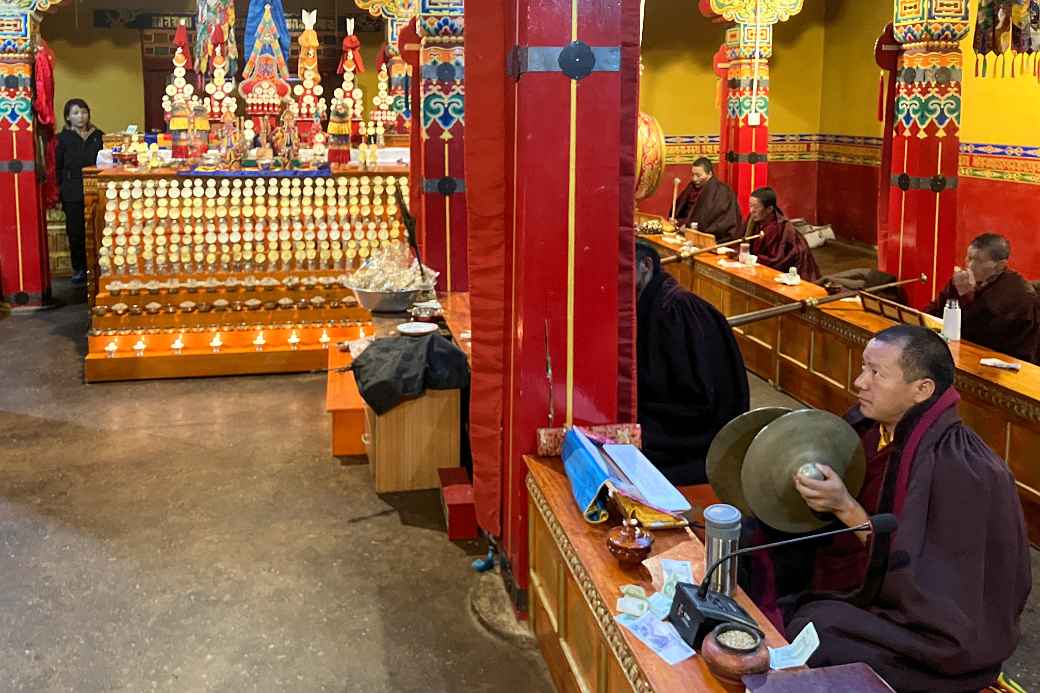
left=326, top=347, right=366, bottom=458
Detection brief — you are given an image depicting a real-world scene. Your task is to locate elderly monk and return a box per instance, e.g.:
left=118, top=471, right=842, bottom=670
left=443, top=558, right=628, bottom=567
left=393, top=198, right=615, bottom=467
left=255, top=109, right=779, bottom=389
left=745, top=187, right=820, bottom=281
left=672, top=158, right=743, bottom=243
left=925, top=233, right=1040, bottom=363
left=745, top=325, right=1030, bottom=693
left=636, top=240, right=749, bottom=484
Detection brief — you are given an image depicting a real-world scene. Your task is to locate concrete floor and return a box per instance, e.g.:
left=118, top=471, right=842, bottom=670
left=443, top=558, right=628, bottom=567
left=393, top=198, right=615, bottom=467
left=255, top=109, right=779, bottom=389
left=0, top=283, right=553, bottom=693
left=0, top=283, right=1036, bottom=692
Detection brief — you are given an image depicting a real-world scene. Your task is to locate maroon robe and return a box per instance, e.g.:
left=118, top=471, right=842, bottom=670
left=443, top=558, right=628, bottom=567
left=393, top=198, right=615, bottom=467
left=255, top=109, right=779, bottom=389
left=637, top=271, right=749, bottom=484
left=747, top=388, right=1031, bottom=693
left=673, top=177, right=743, bottom=243
left=747, top=209, right=821, bottom=281
left=925, top=269, right=1040, bottom=364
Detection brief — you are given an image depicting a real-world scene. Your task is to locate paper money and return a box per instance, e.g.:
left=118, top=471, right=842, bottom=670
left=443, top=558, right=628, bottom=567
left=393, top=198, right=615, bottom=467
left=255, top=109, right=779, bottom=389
left=617, top=596, right=650, bottom=618
left=617, top=612, right=695, bottom=666
left=768, top=622, right=819, bottom=670
left=660, top=559, right=694, bottom=598
left=648, top=592, right=673, bottom=620
left=620, top=584, right=647, bottom=600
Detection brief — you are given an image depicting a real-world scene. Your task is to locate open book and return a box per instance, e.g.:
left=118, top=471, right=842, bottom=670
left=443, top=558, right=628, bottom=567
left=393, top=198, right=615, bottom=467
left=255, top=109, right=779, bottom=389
left=561, top=427, right=691, bottom=527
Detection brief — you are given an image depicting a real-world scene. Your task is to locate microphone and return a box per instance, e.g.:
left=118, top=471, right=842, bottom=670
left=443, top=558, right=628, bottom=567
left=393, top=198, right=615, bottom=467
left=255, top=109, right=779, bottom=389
left=696, top=513, right=898, bottom=599
left=668, top=514, right=899, bottom=648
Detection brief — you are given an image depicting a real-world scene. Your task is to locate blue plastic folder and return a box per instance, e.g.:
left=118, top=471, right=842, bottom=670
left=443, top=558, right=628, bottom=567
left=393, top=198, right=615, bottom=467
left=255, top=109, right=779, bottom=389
left=562, top=427, right=691, bottom=524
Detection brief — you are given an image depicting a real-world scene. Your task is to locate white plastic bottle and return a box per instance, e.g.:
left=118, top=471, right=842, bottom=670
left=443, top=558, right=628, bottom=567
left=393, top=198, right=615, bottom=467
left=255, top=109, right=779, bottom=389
left=942, top=298, right=962, bottom=341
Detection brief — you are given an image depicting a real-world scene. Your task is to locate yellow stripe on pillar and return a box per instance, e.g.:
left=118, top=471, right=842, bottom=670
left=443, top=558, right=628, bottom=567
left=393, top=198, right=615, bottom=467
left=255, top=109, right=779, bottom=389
left=566, top=0, right=579, bottom=426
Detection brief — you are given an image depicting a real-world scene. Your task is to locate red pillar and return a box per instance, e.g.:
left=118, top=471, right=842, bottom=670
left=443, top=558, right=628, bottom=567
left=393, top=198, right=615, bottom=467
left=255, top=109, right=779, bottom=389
left=0, top=31, right=50, bottom=307
left=878, top=2, right=970, bottom=308
left=482, top=0, right=640, bottom=603
left=412, top=4, right=468, bottom=293
left=721, top=24, right=770, bottom=214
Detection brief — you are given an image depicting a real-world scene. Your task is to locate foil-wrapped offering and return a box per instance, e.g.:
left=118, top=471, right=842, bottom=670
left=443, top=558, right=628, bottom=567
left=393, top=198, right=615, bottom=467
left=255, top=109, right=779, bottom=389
left=348, top=245, right=438, bottom=292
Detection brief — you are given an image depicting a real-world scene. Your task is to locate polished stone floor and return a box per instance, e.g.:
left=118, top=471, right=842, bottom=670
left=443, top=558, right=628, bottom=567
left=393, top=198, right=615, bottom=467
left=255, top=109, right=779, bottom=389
left=0, top=284, right=552, bottom=693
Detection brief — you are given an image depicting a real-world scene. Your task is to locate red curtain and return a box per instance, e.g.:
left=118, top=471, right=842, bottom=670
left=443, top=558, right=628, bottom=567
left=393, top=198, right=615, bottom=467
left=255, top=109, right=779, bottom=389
left=617, top=0, right=641, bottom=423
left=463, top=0, right=512, bottom=535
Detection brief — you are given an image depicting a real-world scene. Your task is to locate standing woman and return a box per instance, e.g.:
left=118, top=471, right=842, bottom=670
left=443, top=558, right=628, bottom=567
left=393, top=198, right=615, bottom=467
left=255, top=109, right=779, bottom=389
left=56, top=99, right=103, bottom=286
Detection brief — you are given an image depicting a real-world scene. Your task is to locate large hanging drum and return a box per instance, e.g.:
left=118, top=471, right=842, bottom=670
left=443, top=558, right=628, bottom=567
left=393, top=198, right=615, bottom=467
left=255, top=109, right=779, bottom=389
left=635, top=111, right=666, bottom=201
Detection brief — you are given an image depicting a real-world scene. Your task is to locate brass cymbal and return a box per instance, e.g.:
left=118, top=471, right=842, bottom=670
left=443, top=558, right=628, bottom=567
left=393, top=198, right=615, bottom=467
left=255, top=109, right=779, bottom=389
left=742, top=409, right=866, bottom=534
left=706, top=407, right=792, bottom=515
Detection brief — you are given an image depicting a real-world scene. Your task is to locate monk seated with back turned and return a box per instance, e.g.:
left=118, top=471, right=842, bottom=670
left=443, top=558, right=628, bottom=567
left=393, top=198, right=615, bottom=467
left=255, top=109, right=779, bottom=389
left=743, top=325, right=1030, bottom=693
left=636, top=240, right=749, bottom=485
left=745, top=187, right=821, bottom=281
left=925, top=233, right=1040, bottom=363
left=672, top=157, right=743, bottom=243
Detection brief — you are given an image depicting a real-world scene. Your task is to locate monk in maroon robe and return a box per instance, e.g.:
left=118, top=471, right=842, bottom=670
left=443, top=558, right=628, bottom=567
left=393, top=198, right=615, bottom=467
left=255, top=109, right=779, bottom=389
left=925, top=233, right=1040, bottom=363
left=636, top=241, right=749, bottom=484
left=745, top=187, right=820, bottom=281
left=743, top=325, right=1030, bottom=693
left=672, top=158, right=743, bottom=243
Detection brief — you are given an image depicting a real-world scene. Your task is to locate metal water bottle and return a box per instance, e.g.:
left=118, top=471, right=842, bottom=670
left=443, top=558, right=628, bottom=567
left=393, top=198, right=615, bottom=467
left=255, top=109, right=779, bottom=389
left=704, top=504, right=742, bottom=596
left=942, top=298, right=962, bottom=342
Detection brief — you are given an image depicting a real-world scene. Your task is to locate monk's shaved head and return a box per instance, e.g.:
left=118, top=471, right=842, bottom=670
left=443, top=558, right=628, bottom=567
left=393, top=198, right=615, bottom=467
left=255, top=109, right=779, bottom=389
left=872, top=325, right=955, bottom=392
left=970, top=233, right=1010, bottom=262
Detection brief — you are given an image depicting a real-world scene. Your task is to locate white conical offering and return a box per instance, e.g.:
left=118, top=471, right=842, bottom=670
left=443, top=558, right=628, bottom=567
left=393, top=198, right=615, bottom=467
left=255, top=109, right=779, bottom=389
left=288, top=330, right=301, bottom=350
left=105, top=340, right=118, bottom=358
left=253, top=331, right=266, bottom=351
left=133, top=338, right=147, bottom=356
left=210, top=332, right=223, bottom=352
left=319, top=329, right=330, bottom=349
left=171, top=334, right=185, bottom=354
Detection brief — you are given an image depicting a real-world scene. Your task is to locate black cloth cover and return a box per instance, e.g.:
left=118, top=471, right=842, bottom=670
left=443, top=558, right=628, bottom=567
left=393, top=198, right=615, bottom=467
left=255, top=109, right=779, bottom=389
left=352, top=334, right=470, bottom=415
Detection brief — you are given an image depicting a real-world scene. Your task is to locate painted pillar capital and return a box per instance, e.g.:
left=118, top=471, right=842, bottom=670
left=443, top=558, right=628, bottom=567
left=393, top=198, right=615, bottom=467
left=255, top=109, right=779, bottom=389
left=892, top=0, right=971, bottom=44
left=703, top=0, right=803, bottom=24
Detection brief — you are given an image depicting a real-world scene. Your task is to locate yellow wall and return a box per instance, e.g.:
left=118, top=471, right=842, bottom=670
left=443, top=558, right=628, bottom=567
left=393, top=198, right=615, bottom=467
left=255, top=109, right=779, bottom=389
left=639, top=0, right=723, bottom=135
left=769, top=0, right=825, bottom=135
left=819, top=0, right=891, bottom=137
left=43, top=11, right=145, bottom=134
left=640, top=0, right=893, bottom=139
left=959, top=1, right=1040, bottom=146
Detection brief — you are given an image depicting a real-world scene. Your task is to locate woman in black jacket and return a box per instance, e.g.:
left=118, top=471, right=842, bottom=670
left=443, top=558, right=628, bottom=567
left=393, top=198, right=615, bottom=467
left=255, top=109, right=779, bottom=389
left=55, top=98, right=104, bottom=285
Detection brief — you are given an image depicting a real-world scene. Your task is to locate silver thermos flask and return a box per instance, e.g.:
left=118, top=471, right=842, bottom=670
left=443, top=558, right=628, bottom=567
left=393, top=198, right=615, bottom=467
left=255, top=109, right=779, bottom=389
left=704, top=503, right=742, bottom=596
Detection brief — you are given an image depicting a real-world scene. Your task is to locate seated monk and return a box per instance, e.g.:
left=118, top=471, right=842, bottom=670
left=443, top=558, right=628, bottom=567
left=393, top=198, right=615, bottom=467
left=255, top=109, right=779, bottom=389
left=743, top=325, right=1030, bottom=693
left=745, top=187, right=821, bottom=281
left=672, top=157, right=743, bottom=243
left=636, top=240, right=749, bottom=484
left=925, top=233, right=1040, bottom=363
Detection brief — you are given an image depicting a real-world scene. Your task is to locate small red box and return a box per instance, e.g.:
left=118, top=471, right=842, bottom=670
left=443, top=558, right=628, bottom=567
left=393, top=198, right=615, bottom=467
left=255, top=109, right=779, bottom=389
left=438, top=467, right=478, bottom=541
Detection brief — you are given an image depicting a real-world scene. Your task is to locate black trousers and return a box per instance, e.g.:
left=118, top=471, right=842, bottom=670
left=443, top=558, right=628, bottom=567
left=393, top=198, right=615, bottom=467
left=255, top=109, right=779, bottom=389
left=62, top=200, right=86, bottom=273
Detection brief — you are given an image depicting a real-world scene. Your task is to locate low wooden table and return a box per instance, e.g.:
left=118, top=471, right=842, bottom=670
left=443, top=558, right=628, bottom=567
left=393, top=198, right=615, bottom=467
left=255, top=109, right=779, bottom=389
left=526, top=456, right=787, bottom=693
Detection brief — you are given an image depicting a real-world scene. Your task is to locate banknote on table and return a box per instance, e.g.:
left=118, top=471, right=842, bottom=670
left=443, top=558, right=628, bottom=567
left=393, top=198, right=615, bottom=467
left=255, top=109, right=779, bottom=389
left=642, top=543, right=703, bottom=593
left=660, top=559, right=694, bottom=598
left=647, top=592, right=672, bottom=620
left=617, top=595, right=650, bottom=618
left=616, top=612, right=695, bottom=666
left=768, top=622, right=819, bottom=670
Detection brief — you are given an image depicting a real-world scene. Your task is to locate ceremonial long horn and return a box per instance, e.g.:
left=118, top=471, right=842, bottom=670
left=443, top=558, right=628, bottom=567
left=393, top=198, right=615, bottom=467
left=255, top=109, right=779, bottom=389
left=726, top=274, right=927, bottom=328
left=659, top=233, right=764, bottom=265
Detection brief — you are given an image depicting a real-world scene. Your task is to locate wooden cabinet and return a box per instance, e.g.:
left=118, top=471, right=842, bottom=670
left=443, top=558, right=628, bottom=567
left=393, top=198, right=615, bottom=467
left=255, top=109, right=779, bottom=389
left=366, top=388, right=461, bottom=493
